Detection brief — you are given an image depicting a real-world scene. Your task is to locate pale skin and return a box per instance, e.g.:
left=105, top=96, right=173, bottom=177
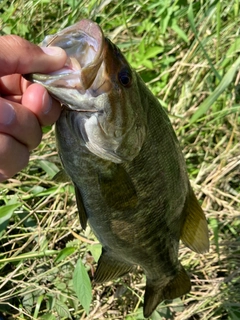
left=0, top=35, right=67, bottom=182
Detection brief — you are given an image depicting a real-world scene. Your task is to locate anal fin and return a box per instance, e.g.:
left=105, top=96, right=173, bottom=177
left=180, top=187, right=209, bottom=254
left=94, top=248, right=133, bottom=283
left=144, top=266, right=191, bottom=318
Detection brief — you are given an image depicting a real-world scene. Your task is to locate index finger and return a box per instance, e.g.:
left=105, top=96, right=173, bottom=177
left=0, top=35, right=67, bottom=77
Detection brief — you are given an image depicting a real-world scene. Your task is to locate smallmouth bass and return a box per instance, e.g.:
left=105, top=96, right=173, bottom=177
left=26, top=19, right=209, bottom=318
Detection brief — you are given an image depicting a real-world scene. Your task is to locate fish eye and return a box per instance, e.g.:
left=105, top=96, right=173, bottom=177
left=118, top=68, right=132, bottom=88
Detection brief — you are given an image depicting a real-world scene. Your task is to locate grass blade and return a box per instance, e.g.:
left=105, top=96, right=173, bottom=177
left=190, top=55, right=240, bottom=123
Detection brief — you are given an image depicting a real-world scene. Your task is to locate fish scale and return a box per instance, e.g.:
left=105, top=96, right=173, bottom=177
left=25, top=19, right=209, bottom=318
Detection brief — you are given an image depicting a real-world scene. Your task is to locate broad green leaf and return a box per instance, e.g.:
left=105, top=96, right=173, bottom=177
left=55, top=300, right=72, bottom=319
left=42, top=125, right=52, bottom=134
left=126, top=307, right=145, bottom=319
left=73, top=258, right=92, bottom=314
left=54, top=279, right=67, bottom=292
left=17, top=23, right=29, bottom=36
left=171, top=23, right=189, bottom=43
left=162, top=11, right=172, bottom=34
left=55, top=247, right=76, bottom=263
left=145, top=46, right=163, bottom=59
left=31, top=186, right=46, bottom=195
left=38, top=160, right=60, bottom=178
left=142, top=59, right=153, bottom=69
left=46, top=293, right=55, bottom=311
left=31, top=185, right=74, bottom=197
left=22, top=292, right=34, bottom=313
left=39, top=314, right=56, bottom=320
left=151, top=310, right=163, bottom=320
left=0, top=203, right=21, bottom=232
left=190, top=55, right=240, bottom=123
left=171, top=297, right=184, bottom=312
left=89, top=244, right=102, bottom=262
left=2, top=26, right=12, bottom=34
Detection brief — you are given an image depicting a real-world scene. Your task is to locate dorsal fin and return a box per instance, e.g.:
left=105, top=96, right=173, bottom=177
left=180, top=188, right=209, bottom=253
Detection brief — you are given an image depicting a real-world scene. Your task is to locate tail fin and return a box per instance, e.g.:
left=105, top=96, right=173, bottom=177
left=144, top=282, right=163, bottom=319
left=143, top=266, right=191, bottom=318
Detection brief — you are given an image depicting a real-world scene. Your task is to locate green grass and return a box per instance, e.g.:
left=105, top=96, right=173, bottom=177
left=0, top=0, right=240, bottom=319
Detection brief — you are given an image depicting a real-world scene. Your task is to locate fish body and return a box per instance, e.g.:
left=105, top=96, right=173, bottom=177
left=27, top=20, right=209, bottom=318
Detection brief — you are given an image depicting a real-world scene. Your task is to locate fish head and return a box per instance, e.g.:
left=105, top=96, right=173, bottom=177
left=26, top=19, right=147, bottom=163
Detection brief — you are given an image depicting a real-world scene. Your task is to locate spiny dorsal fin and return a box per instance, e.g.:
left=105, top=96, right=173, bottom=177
left=144, top=266, right=191, bottom=318
left=74, top=184, right=88, bottom=230
left=180, top=188, right=209, bottom=254
left=98, top=164, right=138, bottom=210
left=94, top=248, right=133, bottom=283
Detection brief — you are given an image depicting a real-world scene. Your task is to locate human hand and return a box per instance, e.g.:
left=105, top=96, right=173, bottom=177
left=0, top=35, right=67, bottom=182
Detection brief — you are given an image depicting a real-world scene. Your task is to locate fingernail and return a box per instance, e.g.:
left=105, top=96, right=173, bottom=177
left=41, top=46, right=65, bottom=56
left=42, top=91, right=53, bottom=114
left=0, top=101, right=15, bottom=125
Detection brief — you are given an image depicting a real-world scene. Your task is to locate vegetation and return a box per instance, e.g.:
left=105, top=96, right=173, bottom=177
left=0, top=0, right=240, bottom=319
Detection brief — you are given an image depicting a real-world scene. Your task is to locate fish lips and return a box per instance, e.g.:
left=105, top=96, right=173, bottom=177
left=24, top=19, right=107, bottom=111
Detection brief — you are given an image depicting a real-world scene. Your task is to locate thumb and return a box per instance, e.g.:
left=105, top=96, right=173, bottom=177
left=0, top=35, right=67, bottom=77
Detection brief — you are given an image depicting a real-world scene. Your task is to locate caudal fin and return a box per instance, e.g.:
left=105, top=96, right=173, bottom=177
left=143, top=266, right=191, bottom=318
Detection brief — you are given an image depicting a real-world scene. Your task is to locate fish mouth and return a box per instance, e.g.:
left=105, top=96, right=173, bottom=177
left=25, top=19, right=109, bottom=111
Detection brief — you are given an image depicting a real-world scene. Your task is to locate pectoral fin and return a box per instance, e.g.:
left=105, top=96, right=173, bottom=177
left=74, top=184, right=88, bottom=230
left=94, top=248, right=133, bottom=283
left=98, top=164, right=138, bottom=210
left=53, top=169, right=71, bottom=182
left=144, top=266, right=191, bottom=318
left=180, top=188, right=209, bottom=254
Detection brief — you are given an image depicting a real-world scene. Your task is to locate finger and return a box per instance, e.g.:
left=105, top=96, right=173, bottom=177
left=0, top=35, right=67, bottom=77
left=0, top=74, right=27, bottom=96
left=0, top=134, right=29, bottom=182
left=3, top=84, right=62, bottom=126
left=21, top=83, right=62, bottom=126
left=0, top=97, right=42, bottom=150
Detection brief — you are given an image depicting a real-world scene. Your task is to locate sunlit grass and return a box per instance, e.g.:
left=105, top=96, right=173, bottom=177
left=0, top=0, right=240, bottom=319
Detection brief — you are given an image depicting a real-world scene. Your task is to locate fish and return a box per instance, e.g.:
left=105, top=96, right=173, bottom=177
left=25, top=19, right=209, bottom=318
